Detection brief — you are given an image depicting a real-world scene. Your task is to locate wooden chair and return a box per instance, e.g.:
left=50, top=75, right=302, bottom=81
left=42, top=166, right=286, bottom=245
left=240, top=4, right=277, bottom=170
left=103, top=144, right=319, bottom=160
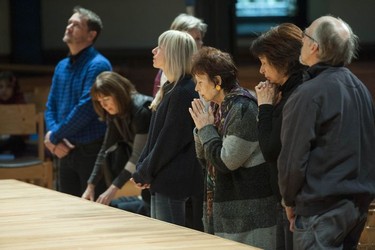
left=0, top=104, right=53, bottom=188
left=358, top=201, right=375, bottom=249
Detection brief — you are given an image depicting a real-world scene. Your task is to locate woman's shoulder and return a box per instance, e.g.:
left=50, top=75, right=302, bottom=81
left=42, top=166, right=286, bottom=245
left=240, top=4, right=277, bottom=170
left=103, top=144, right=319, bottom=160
left=131, top=93, right=153, bottom=121
left=172, top=76, right=198, bottom=97
left=132, top=93, right=153, bottom=109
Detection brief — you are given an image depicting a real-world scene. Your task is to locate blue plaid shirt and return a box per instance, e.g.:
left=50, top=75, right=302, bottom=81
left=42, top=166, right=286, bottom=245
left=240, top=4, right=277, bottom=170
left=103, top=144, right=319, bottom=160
left=45, top=46, right=112, bottom=145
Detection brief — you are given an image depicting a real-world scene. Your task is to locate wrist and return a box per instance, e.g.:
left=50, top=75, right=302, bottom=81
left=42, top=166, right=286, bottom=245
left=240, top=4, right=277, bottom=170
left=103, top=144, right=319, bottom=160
left=87, top=183, right=95, bottom=190
left=109, top=184, right=119, bottom=191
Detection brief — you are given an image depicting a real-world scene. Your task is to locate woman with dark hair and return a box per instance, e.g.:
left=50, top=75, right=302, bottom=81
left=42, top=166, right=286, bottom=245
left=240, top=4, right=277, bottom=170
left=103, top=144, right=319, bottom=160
left=0, top=71, right=27, bottom=156
left=189, top=46, right=277, bottom=249
left=81, top=71, right=152, bottom=214
left=250, top=23, right=306, bottom=250
left=0, top=71, right=25, bottom=104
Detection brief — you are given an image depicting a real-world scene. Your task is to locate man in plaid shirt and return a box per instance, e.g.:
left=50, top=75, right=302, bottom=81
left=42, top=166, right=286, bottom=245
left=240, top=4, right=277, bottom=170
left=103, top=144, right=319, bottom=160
left=45, top=6, right=111, bottom=197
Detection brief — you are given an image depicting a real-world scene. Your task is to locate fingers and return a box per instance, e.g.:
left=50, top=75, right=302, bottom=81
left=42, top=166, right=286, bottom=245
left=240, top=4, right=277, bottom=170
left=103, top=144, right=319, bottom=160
left=191, top=98, right=206, bottom=113
left=96, top=195, right=111, bottom=205
left=54, top=142, right=70, bottom=158
left=130, top=178, right=150, bottom=190
left=289, top=218, right=295, bottom=232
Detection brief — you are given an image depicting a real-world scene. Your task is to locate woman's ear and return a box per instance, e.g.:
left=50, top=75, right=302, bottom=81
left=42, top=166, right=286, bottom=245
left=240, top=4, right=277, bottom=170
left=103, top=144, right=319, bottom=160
left=214, top=76, right=222, bottom=91
left=214, top=75, right=222, bottom=86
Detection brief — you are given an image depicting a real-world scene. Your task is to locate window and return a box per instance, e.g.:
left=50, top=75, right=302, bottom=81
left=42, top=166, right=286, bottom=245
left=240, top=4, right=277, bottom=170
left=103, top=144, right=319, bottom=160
left=236, top=0, right=300, bottom=36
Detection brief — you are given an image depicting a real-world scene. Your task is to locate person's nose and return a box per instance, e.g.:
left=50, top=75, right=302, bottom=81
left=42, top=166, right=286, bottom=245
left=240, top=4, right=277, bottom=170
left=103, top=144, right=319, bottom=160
left=152, top=47, right=158, bottom=55
left=195, top=85, right=200, bottom=93
left=259, top=65, right=265, bottom=75
left=66, top=23, right=73, bottom=31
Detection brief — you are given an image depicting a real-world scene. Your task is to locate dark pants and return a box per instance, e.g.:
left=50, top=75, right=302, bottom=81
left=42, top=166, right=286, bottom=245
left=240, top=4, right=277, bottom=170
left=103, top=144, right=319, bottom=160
left=294, top=199, right=368, bottom=250
left=276, top=203, right=293, bottom=250
left=56, top=139, right=106, bottom=199
left=110, top=196, right=150, bottom=216
left=151, top=192, right=188, bottom=227
left=185, top=193, right=204, bottom=231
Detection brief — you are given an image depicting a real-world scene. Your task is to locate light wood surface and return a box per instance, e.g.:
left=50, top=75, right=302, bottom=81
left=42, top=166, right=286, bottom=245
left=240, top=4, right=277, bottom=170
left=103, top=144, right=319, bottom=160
left=0, top=179, right=261, bottom=250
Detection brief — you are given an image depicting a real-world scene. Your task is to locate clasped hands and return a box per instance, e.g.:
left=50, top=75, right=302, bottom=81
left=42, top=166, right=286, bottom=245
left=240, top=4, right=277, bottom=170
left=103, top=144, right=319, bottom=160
left=254, top=80, right=280, bottom=105
left=189, top=98, right=214, bottom=130
left=44, top=131, right=75, bottom=158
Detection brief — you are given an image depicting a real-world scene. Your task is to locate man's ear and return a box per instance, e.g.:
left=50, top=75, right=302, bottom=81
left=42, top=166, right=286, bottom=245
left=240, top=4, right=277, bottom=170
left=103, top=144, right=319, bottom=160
left=88, top=30, right=97, bottom=42
left=310, top=42, right=319, bottom=55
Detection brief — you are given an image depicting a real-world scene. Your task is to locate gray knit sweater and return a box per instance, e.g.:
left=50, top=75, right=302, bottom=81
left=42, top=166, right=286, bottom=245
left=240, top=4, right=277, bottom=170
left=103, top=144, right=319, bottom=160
left=194, top=86, right=277, bottom=249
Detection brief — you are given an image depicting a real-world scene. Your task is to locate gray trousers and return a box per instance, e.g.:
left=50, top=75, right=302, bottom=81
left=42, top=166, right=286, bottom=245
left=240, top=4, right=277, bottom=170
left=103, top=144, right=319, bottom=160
left=293, top=199, right=368, bottom=250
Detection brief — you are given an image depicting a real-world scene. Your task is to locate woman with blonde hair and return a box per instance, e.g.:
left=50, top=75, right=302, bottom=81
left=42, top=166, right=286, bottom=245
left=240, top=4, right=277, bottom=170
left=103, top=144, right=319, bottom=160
left=132, top=30, right=203, bottom=227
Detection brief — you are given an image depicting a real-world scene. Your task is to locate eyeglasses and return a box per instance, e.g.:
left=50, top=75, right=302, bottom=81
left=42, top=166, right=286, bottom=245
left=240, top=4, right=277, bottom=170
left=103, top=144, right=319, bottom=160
left=302, top=29, right=319, bottom=45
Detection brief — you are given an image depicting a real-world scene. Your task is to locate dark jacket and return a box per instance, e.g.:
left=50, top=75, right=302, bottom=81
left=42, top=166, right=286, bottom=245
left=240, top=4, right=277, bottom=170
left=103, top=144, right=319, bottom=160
left=88, top=93, right=152, bottom=188
left=133, top=75, right=203, bottom=199
left=278, top=63, right=375, bottom=216
left=257, top=71, right=304, bottom=201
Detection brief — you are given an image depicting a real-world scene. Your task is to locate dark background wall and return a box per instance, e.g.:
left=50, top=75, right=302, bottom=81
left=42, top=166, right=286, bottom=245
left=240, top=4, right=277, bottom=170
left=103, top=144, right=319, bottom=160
left=0, top=0, right=374, bottom=98
left=1, top=0, right=375, bottom=64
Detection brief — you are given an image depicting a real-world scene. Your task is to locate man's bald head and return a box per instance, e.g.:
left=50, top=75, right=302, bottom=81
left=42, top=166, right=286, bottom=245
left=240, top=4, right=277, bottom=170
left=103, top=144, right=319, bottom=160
left=309, top=15, right=358, bottom=66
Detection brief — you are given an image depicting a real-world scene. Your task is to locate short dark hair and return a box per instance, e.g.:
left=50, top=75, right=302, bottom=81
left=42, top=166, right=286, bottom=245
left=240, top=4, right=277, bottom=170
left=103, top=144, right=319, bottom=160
left=73, top=6, right=103, bottom=43
left=250, top=23, right=304, bottom=76
left=192, top=46, right=238, bottom=92
left=91, top=71, right=136, bottom=120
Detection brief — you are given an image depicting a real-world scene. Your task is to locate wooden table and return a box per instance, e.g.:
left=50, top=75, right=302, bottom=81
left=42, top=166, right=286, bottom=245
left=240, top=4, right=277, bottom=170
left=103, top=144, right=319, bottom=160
left=0, top=180, right=260, bottom=250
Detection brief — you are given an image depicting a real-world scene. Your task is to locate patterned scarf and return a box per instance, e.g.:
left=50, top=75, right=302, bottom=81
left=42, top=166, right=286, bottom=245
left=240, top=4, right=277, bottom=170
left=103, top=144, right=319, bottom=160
left=206, top=84, right=256, bottom=218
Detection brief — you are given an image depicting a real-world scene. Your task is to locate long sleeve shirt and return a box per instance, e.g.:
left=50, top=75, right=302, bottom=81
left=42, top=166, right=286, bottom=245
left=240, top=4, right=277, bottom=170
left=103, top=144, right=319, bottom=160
left=278, top=63, right=375, bottom=216
left=45, top=46, right=112, bottom=145
left=132, top=75, right=203, bottom=199
left=257, top=72, right=303, bottom=201
left=88, top=93, right=152, bottom=188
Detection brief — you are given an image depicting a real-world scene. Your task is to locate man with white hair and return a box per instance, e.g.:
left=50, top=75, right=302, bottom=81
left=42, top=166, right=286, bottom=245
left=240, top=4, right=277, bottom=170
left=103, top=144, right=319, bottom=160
left=278, top=15, right=375, bottom=249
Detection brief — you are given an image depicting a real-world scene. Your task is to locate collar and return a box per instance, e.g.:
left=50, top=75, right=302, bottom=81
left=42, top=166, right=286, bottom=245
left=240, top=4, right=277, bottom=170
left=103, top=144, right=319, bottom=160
left=278, top=69, right=304, bottom=93
left=303, top=63, right=332, bottom=82
left=68, top=45, right=92, bottom=63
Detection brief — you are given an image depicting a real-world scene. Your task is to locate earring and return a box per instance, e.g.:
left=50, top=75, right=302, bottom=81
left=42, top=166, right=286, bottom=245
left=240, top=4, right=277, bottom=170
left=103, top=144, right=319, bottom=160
left=215, top=85, right=221, bottom=91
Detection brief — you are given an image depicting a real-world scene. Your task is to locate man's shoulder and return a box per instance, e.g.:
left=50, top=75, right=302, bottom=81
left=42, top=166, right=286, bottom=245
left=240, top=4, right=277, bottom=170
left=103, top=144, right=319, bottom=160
left=89, top=50, right=111, bottom=66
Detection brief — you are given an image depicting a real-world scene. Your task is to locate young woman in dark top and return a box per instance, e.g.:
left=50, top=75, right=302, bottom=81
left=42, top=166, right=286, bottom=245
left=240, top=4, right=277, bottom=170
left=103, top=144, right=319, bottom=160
left=250, top=23, right=306, bottom=250
left=81, top=71, right=152, bottom=212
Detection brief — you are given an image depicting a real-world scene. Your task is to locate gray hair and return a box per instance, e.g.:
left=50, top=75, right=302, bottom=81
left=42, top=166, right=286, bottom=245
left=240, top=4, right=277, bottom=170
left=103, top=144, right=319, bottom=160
left=313, top=16, right=359, bottom=66
left=73, top=6, right=103, bottom=43
left=170, top=13, right=207, bottom=37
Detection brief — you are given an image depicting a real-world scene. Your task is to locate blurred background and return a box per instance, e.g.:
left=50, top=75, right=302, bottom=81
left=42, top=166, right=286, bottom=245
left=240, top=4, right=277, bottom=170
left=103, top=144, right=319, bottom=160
left=0, top=0, right=374, bottom=99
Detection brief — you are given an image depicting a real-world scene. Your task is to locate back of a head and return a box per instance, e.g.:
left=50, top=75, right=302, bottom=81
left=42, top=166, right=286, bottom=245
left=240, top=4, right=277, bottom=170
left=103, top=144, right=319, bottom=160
left=313, top=15, right=359, bottom=66
left=250, top=23, right=303, bottom=76
left=170, top=13, right=207, bottom=37
left=192, top=46, right=238, bottom=92
left=73, top=6, right=103, bottom=43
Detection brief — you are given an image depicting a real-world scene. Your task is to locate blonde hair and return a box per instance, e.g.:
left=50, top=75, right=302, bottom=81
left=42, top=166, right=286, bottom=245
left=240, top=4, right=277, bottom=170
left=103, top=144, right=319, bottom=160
left=150, top=30, right=197, bottom=111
